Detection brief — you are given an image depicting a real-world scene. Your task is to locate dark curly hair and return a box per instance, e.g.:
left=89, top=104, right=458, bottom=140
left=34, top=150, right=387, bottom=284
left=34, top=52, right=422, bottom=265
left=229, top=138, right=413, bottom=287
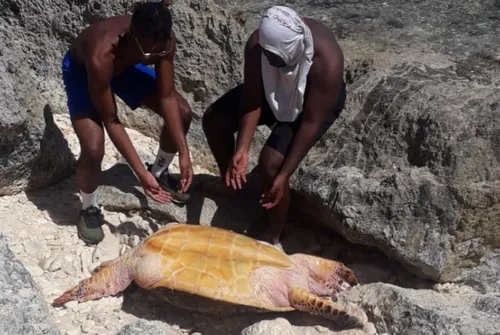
left=130, top=1, right=173, bottom=41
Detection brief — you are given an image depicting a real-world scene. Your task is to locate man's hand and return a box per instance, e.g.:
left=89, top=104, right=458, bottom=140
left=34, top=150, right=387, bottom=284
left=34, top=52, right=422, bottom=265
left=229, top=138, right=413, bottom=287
left=178, top=152, right=193, bottom=193
left=260, top=174, right=288, bottom=209
left=225, top=150, right=249, bottom=190
left=139, top=171, right=173, bottom=204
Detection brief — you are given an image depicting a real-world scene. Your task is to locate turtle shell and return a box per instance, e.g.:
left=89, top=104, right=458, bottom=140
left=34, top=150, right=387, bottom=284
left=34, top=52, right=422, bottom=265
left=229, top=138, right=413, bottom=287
left=136, top=223, right=295, bottom=310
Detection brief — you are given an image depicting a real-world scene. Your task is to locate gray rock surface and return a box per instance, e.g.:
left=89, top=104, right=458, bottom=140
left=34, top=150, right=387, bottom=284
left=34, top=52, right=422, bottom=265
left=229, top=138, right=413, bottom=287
left=292, top=63, right=500, bottom=291
left=0, top=0, right=269, bottom=176
left=340, top=283, right=500, bottom=335
left=116, top=319, right=181, bottom=335
left=0, top=234, right=60, bottom=335
left=0, top=59, right=75, bottom=195
left=99, top=163, right=263, bottom=235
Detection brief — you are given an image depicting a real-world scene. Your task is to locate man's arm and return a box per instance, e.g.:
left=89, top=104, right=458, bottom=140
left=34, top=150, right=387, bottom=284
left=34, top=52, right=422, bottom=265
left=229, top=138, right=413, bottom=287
left=86, top=53, right=148, bottom=180
left=277, top=50, right=344, bottom=180
left=235, top=33, right=264, bottom=154
left=155, top=39, right=189, bottom=157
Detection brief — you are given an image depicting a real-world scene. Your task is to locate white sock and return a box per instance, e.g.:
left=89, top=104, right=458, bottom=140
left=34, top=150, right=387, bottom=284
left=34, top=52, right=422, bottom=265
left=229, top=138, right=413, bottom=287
left=81, top=188, right=99, bottom=210
left=151, top=148, right=175, bottom=178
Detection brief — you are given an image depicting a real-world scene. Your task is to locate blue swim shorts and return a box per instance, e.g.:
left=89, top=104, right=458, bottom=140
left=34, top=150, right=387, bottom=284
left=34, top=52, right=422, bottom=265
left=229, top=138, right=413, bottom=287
left=61, top=50, right=157, bottom=120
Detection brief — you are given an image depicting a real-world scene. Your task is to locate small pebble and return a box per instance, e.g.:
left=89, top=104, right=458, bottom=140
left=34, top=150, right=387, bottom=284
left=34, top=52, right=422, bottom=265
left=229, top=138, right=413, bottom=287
left=76, top=303, right=92, bottom=314
left=45, top=234, right=55, bottom=240
left=39, top=254, right=57, bottom=271
left=23, top=240, right=42, bottom=257
left=77, top=314, right=87, bottom=323
left=66, top=329, right=79, bottom=335
left=18, top=230, right=28, bottom=239
left=119, top=244, right=128, bottom=256
left=105, top=323, right=116, bottom=330
left=119, top=234, right=128, bottom=245
left=64, top=301, right=79, bottom=310
left=37, top=218, right=49, bottom=225
left=364, top=322, right=377, bottom=335
left=81, top=319, right=95, bottom=333
left=49, top=257, right=63, bottom=272
left=25, top=265, right=44, bottom=277
left=10, top=244, right=24, bottom=254
left=128, top=235, right=140, bottom=248
left=57, top=310, right=68, bottom=317
left=63, top=262, right=77, bottom=277
left=18, top=195, right=28, bottom=204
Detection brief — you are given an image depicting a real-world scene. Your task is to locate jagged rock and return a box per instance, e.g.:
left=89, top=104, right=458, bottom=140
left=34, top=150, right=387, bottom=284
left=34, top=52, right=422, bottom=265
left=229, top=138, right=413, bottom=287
left=292, top=63, right=500, bottom=292
left=0, top=88, right=76, bottom=195
left=116, top=319, right=181, bottom=335
left=241, top=317, right=374, bottom=335
left=0, top=234, right=60, bottom=335
left=340, top=283, right=500, bottom=335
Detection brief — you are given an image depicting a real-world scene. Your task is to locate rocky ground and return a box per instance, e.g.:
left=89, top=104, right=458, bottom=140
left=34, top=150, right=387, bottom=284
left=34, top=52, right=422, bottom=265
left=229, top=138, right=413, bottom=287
left=0, top=113, right=386, bottom=335
left=1, top=113, right=499, bottom=335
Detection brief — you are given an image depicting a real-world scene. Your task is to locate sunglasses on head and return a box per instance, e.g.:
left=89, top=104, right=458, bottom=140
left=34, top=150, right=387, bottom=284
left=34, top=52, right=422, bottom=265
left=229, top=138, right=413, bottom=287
left=130, top=30, right=172, bottom=60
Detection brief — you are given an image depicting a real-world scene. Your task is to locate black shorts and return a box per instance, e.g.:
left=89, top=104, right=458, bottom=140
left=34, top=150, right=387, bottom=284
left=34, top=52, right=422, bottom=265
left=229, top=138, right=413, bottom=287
left=210, top=81, right=347, bottom=157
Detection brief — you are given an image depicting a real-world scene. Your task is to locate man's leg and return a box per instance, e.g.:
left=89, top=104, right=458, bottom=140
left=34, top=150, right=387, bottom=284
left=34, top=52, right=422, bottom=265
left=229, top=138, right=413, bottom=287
left=258, top=145, right=289, bottom=244
left=256, top=82, right=346, bottom=244
left=71, top=114, right=106, bottom=244
left=62, top=50, right=105, bottom=244
left=142, top=91, right=192, bottom=175
left=142, top=92, right=193, bottom=204
left=202, top=85, right=243, bottom=178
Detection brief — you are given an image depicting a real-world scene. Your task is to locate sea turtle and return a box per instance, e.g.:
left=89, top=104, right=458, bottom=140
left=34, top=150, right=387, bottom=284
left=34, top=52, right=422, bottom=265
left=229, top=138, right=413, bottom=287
left=53, top=223, right=368, bottom=330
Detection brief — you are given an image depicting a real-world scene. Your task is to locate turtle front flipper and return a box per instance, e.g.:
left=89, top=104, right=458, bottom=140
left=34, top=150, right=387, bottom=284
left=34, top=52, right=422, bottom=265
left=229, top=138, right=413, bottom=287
left=288, top=287, right=367, bottom=329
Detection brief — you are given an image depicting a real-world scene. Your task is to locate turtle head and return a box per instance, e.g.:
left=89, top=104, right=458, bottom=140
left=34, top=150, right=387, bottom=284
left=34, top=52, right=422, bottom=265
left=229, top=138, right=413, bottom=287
left=298, top=255, right=358, bottom=295
left=52, top=259, right=133, bottom=305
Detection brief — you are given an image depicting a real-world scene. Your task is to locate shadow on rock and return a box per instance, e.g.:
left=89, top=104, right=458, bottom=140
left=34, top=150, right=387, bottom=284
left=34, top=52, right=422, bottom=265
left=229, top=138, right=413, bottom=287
left=120, top=284, right=354, bottom=335
left=27, top=104, right=76, bottom=191
left=99, top=163, right=263, bottom=236
left=25, top=104, right=80, bottom=227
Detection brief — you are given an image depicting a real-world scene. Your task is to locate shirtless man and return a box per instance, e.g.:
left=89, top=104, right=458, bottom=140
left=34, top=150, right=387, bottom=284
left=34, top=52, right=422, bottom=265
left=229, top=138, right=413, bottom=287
left=202, top=6, right=347, bottom=244
left=62, top=1, right=193, bottom=244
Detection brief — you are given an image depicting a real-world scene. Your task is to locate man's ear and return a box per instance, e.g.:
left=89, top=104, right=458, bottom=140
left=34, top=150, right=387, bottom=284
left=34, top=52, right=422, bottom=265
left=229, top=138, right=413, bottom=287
left=129, top=1, right=145, bottom=13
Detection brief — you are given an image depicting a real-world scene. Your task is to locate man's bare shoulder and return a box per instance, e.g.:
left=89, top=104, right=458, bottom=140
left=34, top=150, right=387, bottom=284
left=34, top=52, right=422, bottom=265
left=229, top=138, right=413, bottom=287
left=304, top=18, right=344, bottom=80
left=73, top=15, right=131, bottom=63
left=244, top=29, right=260, bottom=55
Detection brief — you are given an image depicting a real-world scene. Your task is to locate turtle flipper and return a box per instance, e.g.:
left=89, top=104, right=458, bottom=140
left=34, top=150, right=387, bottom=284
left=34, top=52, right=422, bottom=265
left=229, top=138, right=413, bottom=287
left=53, top=260, right=132, bottom=305
left=288, top=287, right=367, bottom=329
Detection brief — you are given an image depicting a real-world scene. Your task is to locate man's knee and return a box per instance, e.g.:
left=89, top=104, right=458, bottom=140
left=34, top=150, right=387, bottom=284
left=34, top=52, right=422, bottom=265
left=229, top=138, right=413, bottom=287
left=79, top=143, right=104, bottom=167
left=258, top=149, right=283, bottom=183
left=202, top=104, right=225, bottom=135
left=176, top=92, right=193, bottom=125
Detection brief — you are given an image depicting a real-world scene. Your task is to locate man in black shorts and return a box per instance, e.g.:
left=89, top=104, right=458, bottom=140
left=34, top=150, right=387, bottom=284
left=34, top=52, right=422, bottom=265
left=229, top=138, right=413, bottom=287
left=202, top=5, right=346, bottom=244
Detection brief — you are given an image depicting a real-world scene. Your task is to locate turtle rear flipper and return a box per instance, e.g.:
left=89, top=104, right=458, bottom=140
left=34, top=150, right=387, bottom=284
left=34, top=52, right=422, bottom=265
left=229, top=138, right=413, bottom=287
left=288, top=287, right=367, bottom=329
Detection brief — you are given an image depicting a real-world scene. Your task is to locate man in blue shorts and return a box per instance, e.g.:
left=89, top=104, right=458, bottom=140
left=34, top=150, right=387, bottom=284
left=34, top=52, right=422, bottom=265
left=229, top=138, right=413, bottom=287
left=62, top=1, right=193, bottom=244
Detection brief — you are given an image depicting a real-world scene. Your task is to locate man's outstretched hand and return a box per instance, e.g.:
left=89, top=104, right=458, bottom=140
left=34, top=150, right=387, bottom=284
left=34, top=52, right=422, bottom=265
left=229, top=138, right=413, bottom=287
left=225, top=150, right=248, bottom=190
left=140, top=171, right=173, bottom=204
left=260, top=174, right=287, bottom=209
left=178, top=152, right=193, bottom=194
